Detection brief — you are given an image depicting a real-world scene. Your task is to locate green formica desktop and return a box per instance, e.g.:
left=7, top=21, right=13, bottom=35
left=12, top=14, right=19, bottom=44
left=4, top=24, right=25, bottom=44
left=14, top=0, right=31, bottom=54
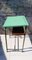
left=3, top=16, right=29, bottom=27
left=3, top=16, right=29, bottom=52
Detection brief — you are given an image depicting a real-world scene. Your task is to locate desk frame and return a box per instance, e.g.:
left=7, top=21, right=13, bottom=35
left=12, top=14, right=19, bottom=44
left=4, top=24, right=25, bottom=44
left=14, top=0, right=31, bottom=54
left=5, top=26, right=26, bottom=52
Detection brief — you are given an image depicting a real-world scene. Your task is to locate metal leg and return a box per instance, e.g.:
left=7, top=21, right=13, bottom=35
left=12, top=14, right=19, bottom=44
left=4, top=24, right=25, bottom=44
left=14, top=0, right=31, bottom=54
left=22, top=34, right=25, bottom=52
left=5, top=27, right=8, bottom=52
left=14, top=36, right=16, bottom=50
left=22, top=26, right=26, bottom=52
left=14, top=36, right=19, bottom=51
left=17, top=36, right=19, bottom=50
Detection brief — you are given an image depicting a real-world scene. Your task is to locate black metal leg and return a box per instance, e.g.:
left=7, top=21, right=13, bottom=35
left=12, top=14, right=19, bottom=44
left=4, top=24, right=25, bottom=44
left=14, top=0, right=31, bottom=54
left=5, top=27, right=8, bottom=52
left=22, top=34, right=25, bottom=52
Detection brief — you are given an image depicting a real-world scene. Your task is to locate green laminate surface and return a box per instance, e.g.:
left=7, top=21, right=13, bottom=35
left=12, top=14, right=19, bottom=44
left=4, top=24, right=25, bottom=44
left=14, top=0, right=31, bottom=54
left=3, top=16, right=29, bottom=27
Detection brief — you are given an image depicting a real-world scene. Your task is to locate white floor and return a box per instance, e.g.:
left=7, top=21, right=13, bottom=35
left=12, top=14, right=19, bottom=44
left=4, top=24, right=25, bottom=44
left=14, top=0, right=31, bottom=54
left=0, top=34, right=32, bottom=60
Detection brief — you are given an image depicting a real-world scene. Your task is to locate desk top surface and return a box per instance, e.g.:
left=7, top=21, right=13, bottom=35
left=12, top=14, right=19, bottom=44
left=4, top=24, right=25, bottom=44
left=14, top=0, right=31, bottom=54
left=3, top=16, right=29, bottom=27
